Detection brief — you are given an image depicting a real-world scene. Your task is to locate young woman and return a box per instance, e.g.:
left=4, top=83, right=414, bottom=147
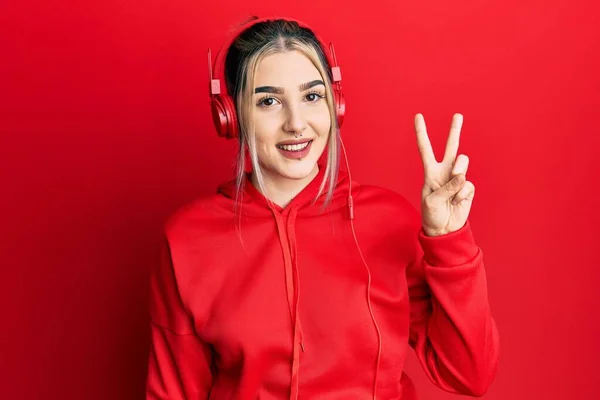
left=145, top=16, right=500, bottom=400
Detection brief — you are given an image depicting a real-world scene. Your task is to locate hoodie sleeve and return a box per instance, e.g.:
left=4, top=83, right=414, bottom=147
left=145, top=236, right=214, bottom=399
left=406, top=216, right=500, bottom=397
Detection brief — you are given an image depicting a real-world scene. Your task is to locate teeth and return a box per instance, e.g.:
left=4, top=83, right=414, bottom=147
left=277, top=141, right=310, bottom=151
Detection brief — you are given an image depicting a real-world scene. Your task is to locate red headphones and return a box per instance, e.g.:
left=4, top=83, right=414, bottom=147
left=207, top=16, right=346, bottom=140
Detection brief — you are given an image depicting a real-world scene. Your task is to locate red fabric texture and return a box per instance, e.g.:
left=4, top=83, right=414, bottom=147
left=145, top=164, right=500, bottom=399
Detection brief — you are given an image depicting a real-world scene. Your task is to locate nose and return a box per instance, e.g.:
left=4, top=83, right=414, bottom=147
left=283, top=102, right=307, bottom=136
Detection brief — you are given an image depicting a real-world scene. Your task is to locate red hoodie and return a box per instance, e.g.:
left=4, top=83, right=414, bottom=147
left=145, top=164, right=500, bottom=399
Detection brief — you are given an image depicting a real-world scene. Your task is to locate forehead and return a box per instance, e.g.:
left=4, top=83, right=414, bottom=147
left=254, top=50, right=323, bottom=88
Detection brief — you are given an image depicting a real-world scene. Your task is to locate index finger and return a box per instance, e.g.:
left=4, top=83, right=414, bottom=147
left=414, top=113, right=437, bottom=168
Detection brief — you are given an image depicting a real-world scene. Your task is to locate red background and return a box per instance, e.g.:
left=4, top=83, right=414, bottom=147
left=1, top=0, right=599, bottom=399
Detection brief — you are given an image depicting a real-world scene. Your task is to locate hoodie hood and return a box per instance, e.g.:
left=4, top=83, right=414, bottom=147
left=216, top=162, right=361, bottom=218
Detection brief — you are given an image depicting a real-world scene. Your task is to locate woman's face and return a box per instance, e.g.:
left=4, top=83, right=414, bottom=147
left=250, top=50, right=331, bottom=183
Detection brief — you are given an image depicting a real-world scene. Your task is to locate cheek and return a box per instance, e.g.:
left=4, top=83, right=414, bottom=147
left=253, top=116, right=278, bottom=144
left=313, top=108, right=332, bottom=135
left=253, top=121, right=279, bottom=161
left=255, top=136, right=274, bottom=159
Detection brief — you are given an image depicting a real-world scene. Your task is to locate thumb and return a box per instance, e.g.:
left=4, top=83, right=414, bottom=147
left=435, top=174, right=466, bottom=202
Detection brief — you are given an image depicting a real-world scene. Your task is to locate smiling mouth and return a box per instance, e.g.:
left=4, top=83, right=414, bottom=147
left=276, top=140, right=313, bottom=152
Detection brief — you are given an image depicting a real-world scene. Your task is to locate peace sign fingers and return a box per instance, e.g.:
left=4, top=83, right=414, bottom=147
left=414, top=112, right=474, bottom=237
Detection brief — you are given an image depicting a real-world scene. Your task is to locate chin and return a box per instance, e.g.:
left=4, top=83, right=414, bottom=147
left=277, top=159, right=319, bottom=181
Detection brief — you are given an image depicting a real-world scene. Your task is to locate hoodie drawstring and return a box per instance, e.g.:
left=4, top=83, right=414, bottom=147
left=264, top=183, right=380, bottom=399
left=270, top=205, right=304, bottom=400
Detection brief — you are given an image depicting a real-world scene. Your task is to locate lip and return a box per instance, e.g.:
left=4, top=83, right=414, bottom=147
left=276, top=138, right=313, bottom=146
left=276, top=139, right=313, bottom=160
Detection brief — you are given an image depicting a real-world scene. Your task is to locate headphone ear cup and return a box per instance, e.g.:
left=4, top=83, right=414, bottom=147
left=211, top=95, right=239, bottom=140
left=333, top=89, right=346, bottom=128
left=222, top=95, right=239, bottom=140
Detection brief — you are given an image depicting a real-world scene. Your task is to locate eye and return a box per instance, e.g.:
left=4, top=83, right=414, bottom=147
left=305, top=90, right=326, bottom=103
left=256, top=95, right=280, bottom=108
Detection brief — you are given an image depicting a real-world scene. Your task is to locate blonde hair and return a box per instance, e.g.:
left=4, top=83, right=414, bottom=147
left=224, top=19, right=341, bottom=217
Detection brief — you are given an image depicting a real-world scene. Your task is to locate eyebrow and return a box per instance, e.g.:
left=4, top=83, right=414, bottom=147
left=254, top=79, right=325, bottom=94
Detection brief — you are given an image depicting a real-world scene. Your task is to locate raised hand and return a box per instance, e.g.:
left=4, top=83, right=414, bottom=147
left=414, top=113, right=475, bottom=237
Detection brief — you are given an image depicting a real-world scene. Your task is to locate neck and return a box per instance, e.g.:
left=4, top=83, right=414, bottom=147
left=250, top=164, right=320, bottom=209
